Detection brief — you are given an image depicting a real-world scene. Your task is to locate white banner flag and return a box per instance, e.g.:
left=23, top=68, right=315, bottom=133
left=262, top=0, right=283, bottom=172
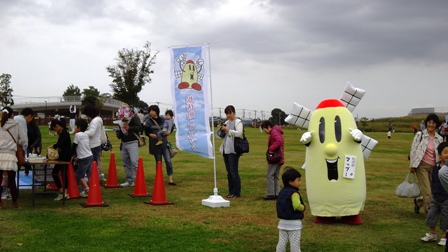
left=170, top=45, right=214, bottom=158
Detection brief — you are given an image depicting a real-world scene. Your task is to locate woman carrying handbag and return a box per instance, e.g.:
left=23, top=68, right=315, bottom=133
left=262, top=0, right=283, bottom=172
left=260, top=120, right=284, bottom=200
left=0, top=107, right=26, bottom=209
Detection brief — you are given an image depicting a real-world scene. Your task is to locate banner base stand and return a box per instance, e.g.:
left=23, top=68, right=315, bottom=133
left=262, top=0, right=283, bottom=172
left=202, top=195, right=230, bottom=208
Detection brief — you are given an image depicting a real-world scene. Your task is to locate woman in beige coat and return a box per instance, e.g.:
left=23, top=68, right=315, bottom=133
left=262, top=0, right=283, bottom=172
left=410, top=113, right=443, bottom=215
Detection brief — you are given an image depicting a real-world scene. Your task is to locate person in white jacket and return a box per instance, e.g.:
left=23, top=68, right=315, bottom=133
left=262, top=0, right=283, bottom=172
left=82, top=104, right=105, bottom=180
left=0, top=106, right=26, bottom=209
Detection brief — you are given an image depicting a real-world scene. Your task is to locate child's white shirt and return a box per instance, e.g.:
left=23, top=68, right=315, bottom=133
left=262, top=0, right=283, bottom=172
left=74, top=132, right=93, bottom=159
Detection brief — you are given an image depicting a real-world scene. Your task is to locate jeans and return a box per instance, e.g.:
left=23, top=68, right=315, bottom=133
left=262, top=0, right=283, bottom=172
left=153, top=145, right=173, bottom=176
left=120, top=141, right=139, bottom=184
left=223, top=153, right=241, bottom=196
left=267, top=163, right=282, bottom=196
left=91, top=146, right=102, bottom=176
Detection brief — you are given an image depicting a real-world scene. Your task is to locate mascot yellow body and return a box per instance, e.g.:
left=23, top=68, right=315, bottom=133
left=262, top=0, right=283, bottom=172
left=303, top=99, right=365, bottom=224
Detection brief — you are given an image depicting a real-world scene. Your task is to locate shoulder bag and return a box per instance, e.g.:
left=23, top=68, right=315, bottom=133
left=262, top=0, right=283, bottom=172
left=396, top=172, right=420, bottom=198
left=133, top=132, right=146, bottom=147
left=168, top=142, right=177, bottom=158
left=6, top=129, right=26, bottom=165
left=233, top=119, right=249, bottom=155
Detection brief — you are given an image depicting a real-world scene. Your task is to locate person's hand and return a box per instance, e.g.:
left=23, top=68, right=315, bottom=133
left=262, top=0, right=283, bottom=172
left=410, top=168, right=417, bottom=173
left=300, top=132, right=312, bottom=144
left=221, top=124, right=229, bottom=132
left=349, top=128, right=363, bottom=141
left=149, top=134, right=157, bottom=139
left=164, top=132, right=170, bottom=136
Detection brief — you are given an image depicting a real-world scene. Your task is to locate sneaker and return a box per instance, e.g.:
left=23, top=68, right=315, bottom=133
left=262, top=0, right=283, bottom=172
left=421, top=233, right=437, bottom=242
left=121, top=182, right=135, bottom=187
left=64, top=193, right=70, bottom=199
left=80, top=191, right=88, bottom=198
left=54, top=194, right=64, bottom=201
left=156, top=140, right=163, bottom=145
left=438, top=238, right=447, bottom=246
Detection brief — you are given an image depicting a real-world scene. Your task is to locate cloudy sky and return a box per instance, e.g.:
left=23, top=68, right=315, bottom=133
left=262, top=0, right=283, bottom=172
left=1, top=0, right=447, bottom=119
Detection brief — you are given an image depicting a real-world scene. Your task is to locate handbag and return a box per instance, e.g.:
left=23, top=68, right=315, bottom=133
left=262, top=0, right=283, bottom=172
left=133, top=132, right=146, bottom=147
left=233, top=120, right=249, bottom=155
left=396, top=172, right=421, bottom=198
left=266, top=148, right=282, bottom=164
left=6, top=129, right=26, bottom=165
left=168, top=142, right=177, bottom=158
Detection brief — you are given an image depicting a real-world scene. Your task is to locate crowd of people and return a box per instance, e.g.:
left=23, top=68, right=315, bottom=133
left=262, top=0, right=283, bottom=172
left=3, top=103, right=448, bottom=250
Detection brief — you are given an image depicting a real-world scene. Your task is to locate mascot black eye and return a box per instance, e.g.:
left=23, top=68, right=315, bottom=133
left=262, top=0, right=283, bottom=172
left=334, top=115, right=341, bottom=142
left=319, top=117, right=325, bottom=143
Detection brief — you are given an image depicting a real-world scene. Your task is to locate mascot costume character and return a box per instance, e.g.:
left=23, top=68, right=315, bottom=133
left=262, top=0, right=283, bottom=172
left=285, top=83, right=377, bottom=225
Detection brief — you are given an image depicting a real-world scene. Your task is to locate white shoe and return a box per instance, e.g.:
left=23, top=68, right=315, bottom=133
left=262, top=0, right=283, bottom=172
left=421, top=233, right=437, bottom=242
left=120, top=182, right=130, bottom=187
left=438, top=238, right=446, bottom=246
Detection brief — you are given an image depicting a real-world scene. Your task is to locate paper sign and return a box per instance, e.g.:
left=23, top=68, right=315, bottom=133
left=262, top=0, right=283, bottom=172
left=343, top=155, right=356, bottom=179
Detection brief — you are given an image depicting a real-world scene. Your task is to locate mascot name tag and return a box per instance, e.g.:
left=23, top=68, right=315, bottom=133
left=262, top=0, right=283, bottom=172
left=343, top=155, right=357, bottom=179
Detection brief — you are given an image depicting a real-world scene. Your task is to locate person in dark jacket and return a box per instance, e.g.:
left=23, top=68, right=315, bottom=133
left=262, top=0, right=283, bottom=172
left=260, top=120, right=284, bottom=200
left=49, top=118, right=72, bottom=201
left=421, top=142, right=448, bottom=246
left=144, top=105, right=176, bottom=185
left=24, top=117, right=42, bottom=176
left=276, top=167, right=305, bottom=252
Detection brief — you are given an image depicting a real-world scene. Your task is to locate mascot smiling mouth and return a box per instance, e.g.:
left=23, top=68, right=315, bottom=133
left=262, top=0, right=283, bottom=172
left=326, top=158, right=339, bottom=181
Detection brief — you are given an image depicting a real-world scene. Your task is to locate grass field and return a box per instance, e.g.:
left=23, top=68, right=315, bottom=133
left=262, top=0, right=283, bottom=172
left=0, top=125, right=443, bottom=251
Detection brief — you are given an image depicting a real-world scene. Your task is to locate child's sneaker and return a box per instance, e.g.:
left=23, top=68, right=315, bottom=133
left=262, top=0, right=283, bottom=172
left=64, top=193, right=70, bottom=199
left=156, top=140, right=163, bottom=145
left=421, top=233, right=437, bottom=242
left=80, top=191, right=88, bottom=198
left=54, top=194, right=64, bottom=201
left=438, top=238, right=447, bottom=246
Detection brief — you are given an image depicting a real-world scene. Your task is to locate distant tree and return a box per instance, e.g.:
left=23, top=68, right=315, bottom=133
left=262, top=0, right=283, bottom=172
left=359, top=117, right=369, bottom=131
left=107, top=41, right=158, bottom=108
left=63, top=84, right=81, bottom=97
left=0, top=73, right=14, bottom=106
left=135, top=100, right=149, bottom=112
left=96, top=93, right=113, bottom=114
left=81, top=86, right=100, bottom=106
left=271, top=108, right=287, bottom=126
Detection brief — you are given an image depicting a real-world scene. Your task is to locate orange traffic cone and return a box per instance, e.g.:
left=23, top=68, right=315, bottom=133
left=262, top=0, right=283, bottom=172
left=145, top=161, right=173, bottom=205
left=80, top=161, right=108, bottom=207
left=66, top=162, right=80, bottom=199
left=104, top=153, right=122, bottom=188
left=129, top=157, right=151, bottom=197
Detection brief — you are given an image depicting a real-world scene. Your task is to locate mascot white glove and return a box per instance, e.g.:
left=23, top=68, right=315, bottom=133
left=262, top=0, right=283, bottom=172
left=300, top=131, right=313, bottom=144
left=349, top=128, right=363, bottom=142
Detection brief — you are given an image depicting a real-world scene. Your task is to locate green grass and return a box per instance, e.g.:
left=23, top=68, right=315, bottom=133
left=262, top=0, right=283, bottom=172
left=0, top=125, right=440, bottom=251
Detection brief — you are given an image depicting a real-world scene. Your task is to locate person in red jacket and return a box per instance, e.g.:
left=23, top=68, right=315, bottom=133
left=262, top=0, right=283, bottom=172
left=260, top=120, right=284, bottom=200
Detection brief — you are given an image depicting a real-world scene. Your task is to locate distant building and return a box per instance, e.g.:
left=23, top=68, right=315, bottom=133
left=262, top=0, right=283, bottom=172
left=11, top=96, right=122, bottom=126
left=408, top=107, right=448, bottom=115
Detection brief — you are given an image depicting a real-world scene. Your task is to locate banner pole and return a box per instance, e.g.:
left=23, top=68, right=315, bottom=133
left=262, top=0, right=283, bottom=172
left=201, top=43, right=230, bottom=207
